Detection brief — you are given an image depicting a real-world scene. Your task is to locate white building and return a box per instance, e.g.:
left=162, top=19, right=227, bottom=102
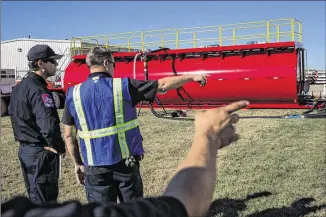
left=1, top=38, right=77, bottom=82
left=1, top=37, right=139, bottom=84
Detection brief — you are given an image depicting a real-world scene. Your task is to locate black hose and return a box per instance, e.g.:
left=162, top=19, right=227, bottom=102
left=172, top=55, right=194, bottom=102
left=302, top=101, right=319, bottom=115
left=148, top=103, right=326, bottom=120
left=141, top=52, right=188, bottom=120
left=304, top=111, right=326, bottom=119
left=148, top=111, right=326, bottom=121
left=149, top=104, right=195, bottom=121
left=239, top=115, right=286, bottom=119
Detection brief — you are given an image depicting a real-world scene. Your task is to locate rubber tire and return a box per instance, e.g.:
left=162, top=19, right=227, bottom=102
left=51, top=92, right=65, bottom=109
left=1, top=97, right=8, bottom=117
left=303, top=80, right=310, bottom=94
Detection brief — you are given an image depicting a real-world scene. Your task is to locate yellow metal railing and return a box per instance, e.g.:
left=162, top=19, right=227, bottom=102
left=70, top=18, right=303, bottom=56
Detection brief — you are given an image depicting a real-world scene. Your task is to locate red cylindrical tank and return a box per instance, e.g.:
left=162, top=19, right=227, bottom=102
left=64, top=57, right=90, bottom=93
left=64, top=41, right=306, bottom=109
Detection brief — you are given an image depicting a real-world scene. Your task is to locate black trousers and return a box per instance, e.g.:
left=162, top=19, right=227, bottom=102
left=18, top=143, right=59, bottom=205
left=84, top=160, right=143, bottom=204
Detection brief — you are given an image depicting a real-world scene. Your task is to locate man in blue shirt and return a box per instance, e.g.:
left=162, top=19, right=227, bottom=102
left=61, top=46, right=208, bottom=204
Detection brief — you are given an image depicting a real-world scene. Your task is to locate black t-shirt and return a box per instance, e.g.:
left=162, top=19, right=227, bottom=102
left=61, top=72, right=158, bottom=126
left=1, top=195, right=188, bottom=217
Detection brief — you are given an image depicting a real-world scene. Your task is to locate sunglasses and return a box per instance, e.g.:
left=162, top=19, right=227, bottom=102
left=105, top=59, right=116, bottom=69
left=43, top=59, right=58, bottom=65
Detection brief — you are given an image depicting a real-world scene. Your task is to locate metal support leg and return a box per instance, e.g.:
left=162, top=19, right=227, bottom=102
left=137, top=101, right=144, bottom=116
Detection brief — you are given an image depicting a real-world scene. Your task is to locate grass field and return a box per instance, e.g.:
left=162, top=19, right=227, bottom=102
left=1, top=107, right=326, bottom=217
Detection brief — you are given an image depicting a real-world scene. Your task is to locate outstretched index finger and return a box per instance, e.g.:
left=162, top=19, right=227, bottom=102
left=223, top=100, right=250, bottom=114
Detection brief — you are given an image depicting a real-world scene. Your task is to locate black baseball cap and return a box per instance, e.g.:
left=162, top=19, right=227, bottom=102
left=27, top=44, right=63, bottom=61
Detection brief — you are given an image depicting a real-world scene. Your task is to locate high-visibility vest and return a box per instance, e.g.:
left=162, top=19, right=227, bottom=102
left=65, top=75, right=144, bottom=166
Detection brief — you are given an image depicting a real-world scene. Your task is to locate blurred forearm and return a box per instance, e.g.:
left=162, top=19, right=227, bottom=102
left=163, top=132, right=219, bottom=217
left=157, top=75, right=194, bottom=93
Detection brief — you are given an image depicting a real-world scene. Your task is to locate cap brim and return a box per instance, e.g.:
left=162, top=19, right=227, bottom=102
left=49, top=54, right=63, bottom=60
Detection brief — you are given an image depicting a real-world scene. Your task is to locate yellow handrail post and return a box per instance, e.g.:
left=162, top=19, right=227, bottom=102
left=233, top=29, right=236, bottom=45
left=193, top=32, right=197, bottom=48
left=266, top=21, right=270, bottom=43
left=175, top=29, right=179, bottom=49
left=291, top=18, right=295, bottom=41
left=141, top=32, right=144, bottom=51
left=128, top=38, right=130, bottom=52
left=218, top=26, right=223, bottom=46
left=105, top=36, right=108, bottom=49
left=161, top=34, right=164, bottom=48
left=276, top=25, right=280, bottom=42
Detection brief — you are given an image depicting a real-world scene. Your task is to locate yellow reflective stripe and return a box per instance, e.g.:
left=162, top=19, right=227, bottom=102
left=73, top=84, right=94, bottom=166
left=78, top=119, right=139, bottom=139
left=114, top=79, right=124, bottom=125
left=113, top=78, right=130, bottom=159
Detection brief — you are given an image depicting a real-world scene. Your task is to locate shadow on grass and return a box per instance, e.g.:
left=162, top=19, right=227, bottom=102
left=247, top=197, right=326, bottom=217
left=205, top=191, right=326, bottom=217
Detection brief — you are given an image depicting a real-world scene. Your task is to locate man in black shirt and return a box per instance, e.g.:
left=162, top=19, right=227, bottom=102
left=8, top=44, right=66, bottom=205
left=2, top=100, right=249, bottom=217
left=61, top=46, right=208, bottom=204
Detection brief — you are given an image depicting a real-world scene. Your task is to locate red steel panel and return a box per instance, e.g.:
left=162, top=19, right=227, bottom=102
left=64, top=42, right=301, bottom=109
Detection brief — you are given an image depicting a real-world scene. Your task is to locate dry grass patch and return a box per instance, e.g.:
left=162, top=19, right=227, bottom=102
left=1, top=108, right=325, bottom=216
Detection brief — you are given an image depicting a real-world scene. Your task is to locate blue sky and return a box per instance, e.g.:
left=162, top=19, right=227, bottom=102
left=1, top=1, right=325, bottom=69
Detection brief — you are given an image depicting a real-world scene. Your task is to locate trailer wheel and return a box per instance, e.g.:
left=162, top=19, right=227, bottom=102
left=52, top=92, right=65, bottom=109
left=303, top=80, right=310, bottom=94
left=1, top=97, right=8, bottom=117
